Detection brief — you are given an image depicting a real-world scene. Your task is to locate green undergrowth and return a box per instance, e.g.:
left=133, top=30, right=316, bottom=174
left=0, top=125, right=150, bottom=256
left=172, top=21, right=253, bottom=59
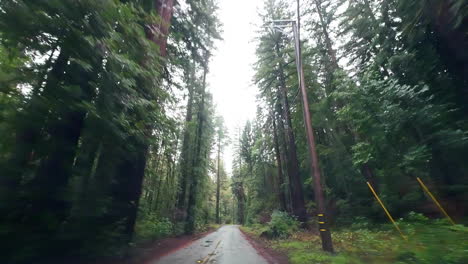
left=243, top=213, right=468, bottom=264
left=134, top=215, right=174, bottom=243
left=134, top=213, right=222, bottom=244
left=205, top=223, right=222, bottom=231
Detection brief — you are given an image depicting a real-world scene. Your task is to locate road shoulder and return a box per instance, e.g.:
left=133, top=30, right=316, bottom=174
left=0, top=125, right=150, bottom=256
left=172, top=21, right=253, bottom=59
left=240, top=226, right=290, bottom=264
left=136, top=227, right=220, bottom=264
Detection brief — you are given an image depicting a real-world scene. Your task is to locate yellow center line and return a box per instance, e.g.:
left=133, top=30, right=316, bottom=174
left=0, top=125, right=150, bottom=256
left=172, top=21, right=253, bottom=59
left=198, top=240, right=222, bottom=264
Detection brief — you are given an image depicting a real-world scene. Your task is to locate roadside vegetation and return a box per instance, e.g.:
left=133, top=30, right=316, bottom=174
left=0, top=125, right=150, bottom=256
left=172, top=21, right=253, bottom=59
left=242, top=211, right=468, bottom=264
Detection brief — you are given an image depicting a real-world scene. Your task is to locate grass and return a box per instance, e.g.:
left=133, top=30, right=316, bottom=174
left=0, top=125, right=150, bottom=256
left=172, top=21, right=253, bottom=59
left=208, top=223, right=222, bottom=230
left=243, top=219, right=468, bottom=264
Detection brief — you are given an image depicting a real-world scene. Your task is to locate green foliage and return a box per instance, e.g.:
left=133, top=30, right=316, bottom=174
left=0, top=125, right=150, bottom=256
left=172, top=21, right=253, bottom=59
left=256, top=0, right=467, bottom=261
left=262, top=211, right=300, bottom=239
left=250, top=0, right=467, bottom=239
left=405, top=211, right=429, bottom=223
left=134, top=214, right=173, bottom=242
left=350, top=142, right=374, bottom=167
left=349, top=216, right=372, bottom=230
left=288, top=250, right=347, bottom=264
left=269, top=220, right=468, bottom=264
left=277, top=241, right=339, bottom=264
left=0, top=0, right=222, bottom=262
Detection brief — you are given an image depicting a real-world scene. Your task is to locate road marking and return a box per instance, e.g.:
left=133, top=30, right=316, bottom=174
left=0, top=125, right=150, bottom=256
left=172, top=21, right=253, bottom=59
left=198, top=240, right=222, bottom=264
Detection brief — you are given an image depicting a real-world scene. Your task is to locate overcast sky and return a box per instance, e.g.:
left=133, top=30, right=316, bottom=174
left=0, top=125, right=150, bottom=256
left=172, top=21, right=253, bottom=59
left=208, top=0, right=264, bottom=174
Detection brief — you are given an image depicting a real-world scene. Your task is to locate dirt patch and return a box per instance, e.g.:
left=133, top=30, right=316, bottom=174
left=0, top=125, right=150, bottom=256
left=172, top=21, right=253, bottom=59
left=240, top=228, right=289, bottom=264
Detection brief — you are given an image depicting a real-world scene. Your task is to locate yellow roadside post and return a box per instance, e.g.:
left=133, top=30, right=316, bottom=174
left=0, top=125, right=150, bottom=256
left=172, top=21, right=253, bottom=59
left=366, top=182, right=408, bottom=240
left=416, top=177, right=456, bottom=225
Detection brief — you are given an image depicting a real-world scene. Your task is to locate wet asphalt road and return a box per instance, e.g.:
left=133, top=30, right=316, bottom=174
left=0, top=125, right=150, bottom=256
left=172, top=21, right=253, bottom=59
left=154, top=225, right=268, bottom=264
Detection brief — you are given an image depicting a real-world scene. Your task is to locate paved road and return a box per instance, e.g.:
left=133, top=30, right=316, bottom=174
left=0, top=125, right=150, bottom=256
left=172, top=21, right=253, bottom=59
left=154, top=225, right=268, bottom=264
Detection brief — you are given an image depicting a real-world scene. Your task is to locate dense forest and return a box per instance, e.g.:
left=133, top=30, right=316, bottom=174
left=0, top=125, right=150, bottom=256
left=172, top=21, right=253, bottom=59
left=0, top=0, right=467, bottom=263
left=238, top=0, right=468, bottom=226
left=0, top=0, right=230, bottom=263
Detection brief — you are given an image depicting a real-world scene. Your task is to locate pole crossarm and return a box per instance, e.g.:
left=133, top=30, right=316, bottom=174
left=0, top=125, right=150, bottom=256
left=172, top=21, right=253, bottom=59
left=265, top=20, right=295, bottom=34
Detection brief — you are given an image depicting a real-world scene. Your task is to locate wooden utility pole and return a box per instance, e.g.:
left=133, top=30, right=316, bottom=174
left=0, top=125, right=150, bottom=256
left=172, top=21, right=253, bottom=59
left=294, top=0, right=334, bottom=253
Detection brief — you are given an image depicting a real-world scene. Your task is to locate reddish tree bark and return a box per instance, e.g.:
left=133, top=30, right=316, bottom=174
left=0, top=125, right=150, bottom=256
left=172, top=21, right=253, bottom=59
left=153, top=0, right=175, bottom=56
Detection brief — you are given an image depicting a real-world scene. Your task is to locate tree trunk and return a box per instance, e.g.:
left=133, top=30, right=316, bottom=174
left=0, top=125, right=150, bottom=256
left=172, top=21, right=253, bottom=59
left=176, top=66, right=196, bottom=215
left=154, top=144, right=167, bottom=213
left=237, top=183, right=246, bottom=224
left=1, top=50, right=69, bottom=210
left=275, top=42, right=307, bottom=222
left=107, top=140, right=149, bottom=241
left=154, top=0, right=175, bottom=56
left=72, top=116, right=102, bottom=195
left=276, top=105, right=293, bottom=213
left=272, top=115, right=288, bottom=211
left=151, top=141, right=163, bottom=212
left=185, top=66, right=208, bottom=234
left=23, top=55, right=94, bottom=251
left=216, top=135, right=221, bottom=224
left=314, top=0, right=338, bottom=68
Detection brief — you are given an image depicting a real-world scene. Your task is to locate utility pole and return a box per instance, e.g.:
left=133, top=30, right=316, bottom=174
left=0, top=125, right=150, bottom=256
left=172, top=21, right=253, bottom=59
left=268, top=0, right=334, bottom=253
left=294, top=0, right=334, bottom=252
left=295, top=0, right=334, bottom=252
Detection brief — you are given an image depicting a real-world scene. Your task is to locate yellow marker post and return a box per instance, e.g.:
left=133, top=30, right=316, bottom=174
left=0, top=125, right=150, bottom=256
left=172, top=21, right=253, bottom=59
left=366, top=182, right=407, bottom=240
left=416, top=177, right=455, bottom=225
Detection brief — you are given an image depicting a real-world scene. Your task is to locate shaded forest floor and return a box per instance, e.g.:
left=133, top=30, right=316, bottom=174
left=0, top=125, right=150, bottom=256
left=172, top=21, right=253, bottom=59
left=130, top=230, right=217, bottom=264
left=241, top=218, right=468, bottom=264
left=77, top=225, right=220, bottom=264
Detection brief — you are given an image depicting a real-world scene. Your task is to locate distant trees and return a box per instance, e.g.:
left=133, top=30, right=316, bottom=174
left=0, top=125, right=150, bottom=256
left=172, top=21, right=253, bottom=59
left=215, top=116, right=228, bottom=224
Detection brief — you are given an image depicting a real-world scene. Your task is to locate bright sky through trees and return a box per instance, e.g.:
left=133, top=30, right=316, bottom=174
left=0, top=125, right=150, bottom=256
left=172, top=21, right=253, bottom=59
left=209, top=0, right=263, bottom=173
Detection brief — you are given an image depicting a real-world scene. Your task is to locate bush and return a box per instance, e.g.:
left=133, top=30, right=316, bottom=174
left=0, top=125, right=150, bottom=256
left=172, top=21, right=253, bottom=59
left=405, top=211, right=429, bottom=222
left=134, top=214, right=173, bottom=242
left=261, top=210, right=299, bottom=239
left=350, top=216, right=372, bottom=230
